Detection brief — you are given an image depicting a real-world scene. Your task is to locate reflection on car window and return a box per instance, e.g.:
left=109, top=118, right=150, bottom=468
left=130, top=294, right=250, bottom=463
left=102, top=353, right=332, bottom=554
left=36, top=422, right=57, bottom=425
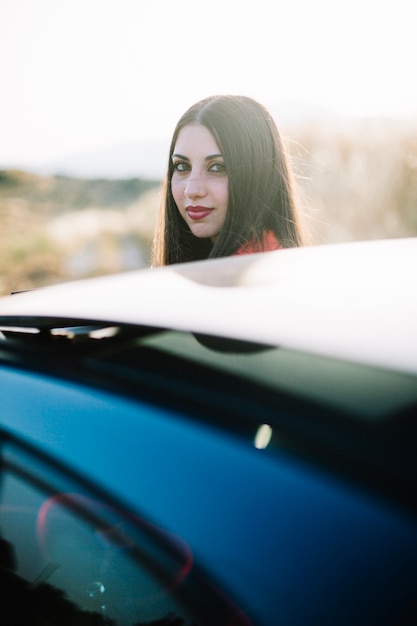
left=0, top=432, right=249, bottom=626
left=139, top=331, right=417, bottom=419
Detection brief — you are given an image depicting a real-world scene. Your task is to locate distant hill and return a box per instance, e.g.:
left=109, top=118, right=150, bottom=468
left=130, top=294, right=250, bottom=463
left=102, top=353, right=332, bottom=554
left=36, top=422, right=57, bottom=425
left=20, top=103, right=350, bottom=180
left=0, top=169, right=161, bottom=213
left=38, top=140, right=169, bottom=181
left=3, top=104, right=413, bottom=181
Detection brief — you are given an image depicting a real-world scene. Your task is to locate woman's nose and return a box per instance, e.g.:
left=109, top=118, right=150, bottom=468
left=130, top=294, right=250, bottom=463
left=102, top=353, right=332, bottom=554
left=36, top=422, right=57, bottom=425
left=184, top=173, right=207, bottom=199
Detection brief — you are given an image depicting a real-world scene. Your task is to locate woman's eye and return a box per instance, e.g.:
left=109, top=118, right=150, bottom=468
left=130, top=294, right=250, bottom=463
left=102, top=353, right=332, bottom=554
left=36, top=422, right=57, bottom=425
left=209, top=162, right=226, bottom=173
left=173, top=161, right=189, bottom=173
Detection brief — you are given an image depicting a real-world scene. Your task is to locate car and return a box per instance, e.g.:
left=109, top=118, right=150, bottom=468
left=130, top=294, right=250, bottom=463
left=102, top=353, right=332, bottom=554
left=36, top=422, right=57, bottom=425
left=0, top=236, right=417, bottom=626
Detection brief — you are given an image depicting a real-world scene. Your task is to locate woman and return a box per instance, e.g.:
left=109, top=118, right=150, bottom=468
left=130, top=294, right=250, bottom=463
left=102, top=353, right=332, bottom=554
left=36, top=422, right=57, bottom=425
left=152, top=95, right=308, bottom=266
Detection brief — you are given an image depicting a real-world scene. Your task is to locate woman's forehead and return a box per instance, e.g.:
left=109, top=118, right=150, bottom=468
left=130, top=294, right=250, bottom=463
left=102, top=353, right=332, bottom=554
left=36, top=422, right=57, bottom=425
left=173, top=124, right=221, bottom=157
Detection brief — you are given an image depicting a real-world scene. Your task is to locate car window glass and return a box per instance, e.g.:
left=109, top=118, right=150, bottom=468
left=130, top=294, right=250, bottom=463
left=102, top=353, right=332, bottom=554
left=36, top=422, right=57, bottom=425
left=0, top=433, right=248, bottom=626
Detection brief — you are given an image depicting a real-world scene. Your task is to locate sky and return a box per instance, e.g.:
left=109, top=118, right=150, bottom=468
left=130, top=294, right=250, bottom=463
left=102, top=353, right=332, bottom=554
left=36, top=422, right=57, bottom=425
left=1, top=0, right=416, bottom=173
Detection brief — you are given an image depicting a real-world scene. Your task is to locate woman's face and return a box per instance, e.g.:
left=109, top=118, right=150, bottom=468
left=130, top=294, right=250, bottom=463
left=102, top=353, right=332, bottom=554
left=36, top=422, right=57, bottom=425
left=171, top=124, right=229, bottom=243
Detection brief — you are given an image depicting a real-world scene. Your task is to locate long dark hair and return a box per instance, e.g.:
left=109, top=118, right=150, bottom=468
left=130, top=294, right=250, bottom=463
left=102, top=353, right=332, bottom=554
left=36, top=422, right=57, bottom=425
left=152, top=95, right=307, bottom=265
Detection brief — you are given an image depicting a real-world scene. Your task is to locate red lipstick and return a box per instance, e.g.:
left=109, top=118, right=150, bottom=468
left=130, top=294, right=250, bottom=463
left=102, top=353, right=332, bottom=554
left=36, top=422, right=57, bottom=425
left=186, top=206, right=213, bottom=220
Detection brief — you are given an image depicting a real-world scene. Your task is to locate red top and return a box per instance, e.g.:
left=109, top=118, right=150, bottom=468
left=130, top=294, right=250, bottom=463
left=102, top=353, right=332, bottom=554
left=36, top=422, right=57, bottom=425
left=233, top=230, right=282, bottom=256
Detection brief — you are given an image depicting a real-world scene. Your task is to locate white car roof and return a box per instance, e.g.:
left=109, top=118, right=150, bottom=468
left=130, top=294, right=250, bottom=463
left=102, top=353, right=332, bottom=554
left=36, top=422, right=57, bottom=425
left=1, top=237, right=416, bottom=374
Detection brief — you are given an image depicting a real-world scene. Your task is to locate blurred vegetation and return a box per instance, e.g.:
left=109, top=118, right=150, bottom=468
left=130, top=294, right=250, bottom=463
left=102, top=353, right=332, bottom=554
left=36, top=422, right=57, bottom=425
left=1, top=117, right=416, bottom=296
left=292, top=117, right=417, bottom=243
left=0, top=171, right=161, bottom=295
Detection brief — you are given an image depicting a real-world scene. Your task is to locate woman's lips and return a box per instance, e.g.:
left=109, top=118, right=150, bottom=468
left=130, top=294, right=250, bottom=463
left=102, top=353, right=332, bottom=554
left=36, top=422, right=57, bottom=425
left=186, top=206, right=213, bottom=221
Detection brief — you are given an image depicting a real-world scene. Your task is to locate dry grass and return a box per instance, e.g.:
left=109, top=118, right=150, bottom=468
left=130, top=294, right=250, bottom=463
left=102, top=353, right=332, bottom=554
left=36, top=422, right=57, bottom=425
left=289, top=117, right=417, bottom=244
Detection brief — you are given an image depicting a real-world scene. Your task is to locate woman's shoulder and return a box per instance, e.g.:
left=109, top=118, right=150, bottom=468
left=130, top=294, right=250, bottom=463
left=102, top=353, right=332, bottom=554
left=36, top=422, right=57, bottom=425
left=261, top=230, right=282, bottom=252
left=233, top=230, right=281, bottom=256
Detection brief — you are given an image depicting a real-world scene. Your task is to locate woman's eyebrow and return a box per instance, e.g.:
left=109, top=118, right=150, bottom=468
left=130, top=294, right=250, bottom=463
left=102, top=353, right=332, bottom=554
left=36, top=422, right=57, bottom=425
left=172, top=153, right=189, bottom=160
left=172, top=153, right=223, bottom=161
left=205, top=153, right=223, bottom=160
